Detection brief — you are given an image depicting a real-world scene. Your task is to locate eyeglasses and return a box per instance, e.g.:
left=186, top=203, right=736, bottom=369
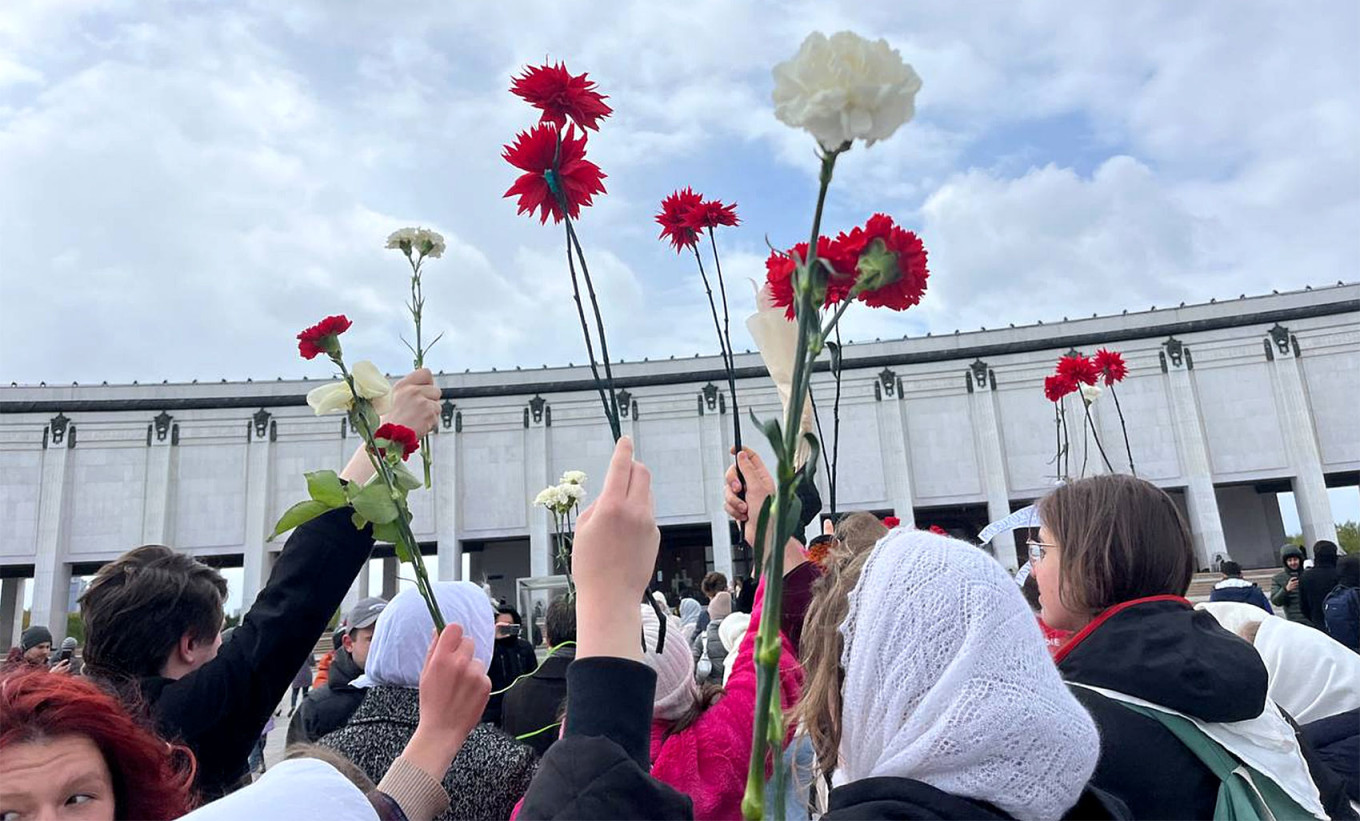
left=1027, top=539, right=1058, bottom=564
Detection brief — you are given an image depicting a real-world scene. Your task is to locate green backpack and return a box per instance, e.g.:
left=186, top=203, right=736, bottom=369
left=1116, top=702, right=1315, bottom=821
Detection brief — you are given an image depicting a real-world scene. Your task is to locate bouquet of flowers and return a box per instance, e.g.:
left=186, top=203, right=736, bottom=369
left=1042, top=348, right=1133, bottom=480
left=533, top=470, right=588, bottom=597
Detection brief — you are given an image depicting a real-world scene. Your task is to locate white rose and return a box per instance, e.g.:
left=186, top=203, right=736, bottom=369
left=560, top=470, right=587, bottom=485
left=1080, top=383, right=1103, bottom=404
left=772, top=31, right=922, bottom=151
left=386, top=227, right=419, bottom=251
left=413, top=227, right=445, bottom=259
left=304, top=361, right=393, bottom=417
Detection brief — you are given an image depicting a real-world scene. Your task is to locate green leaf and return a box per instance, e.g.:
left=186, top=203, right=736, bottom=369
left=749, top=410, right=785, bottom=460
left=373, top=520, right=403, bottom=546
left=306, top=470, right=347, bottom=508
left=350, top=482, right=399, bottom=525
left=751, top=496, right=774, bottom=579
left=351, top=511, right=368, bottom=531
left=270, top=499, right=330, bottom=541
left=390, top=461, right=422, bottom=492
left=799, top=431, right=821, bottom=482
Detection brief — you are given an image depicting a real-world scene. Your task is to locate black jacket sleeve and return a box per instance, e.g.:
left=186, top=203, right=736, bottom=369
left=150, top=507, right=374, bottom=798
left=519, top=657, right=692, bottom=820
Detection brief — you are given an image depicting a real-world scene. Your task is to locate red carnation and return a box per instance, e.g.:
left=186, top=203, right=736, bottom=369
left=883, top=516, right=901, bottom=528
left=297, top=315, right=352, bottom=360
left=503, top=123, right=607, bottom=224
left=1094, top=348, right=1127, bottom=385
left=835, top=214, right=930, bottom=311
left=1044, top=374, right=1078, bottom=402
left=372, top=423, right=419, bottom=461
left=765, top=236, right=856, bottom=320
left=510, top=62, right=613, bottom=131
left=807, top=538, right=832, bottom=567
left=656, top=188, right=705, bottom=252
left=685, top=198, right=740, bottom=230
left=928, top=525, right=947, bottom=536
left=1056, top=354, right=1099, bottom=386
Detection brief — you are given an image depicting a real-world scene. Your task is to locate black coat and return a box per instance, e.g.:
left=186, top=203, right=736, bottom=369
left=823, top=777, right=1130, bottom=820
left=1057, top=597, right=1354, bottom=820
left=287, top=647, right=366, bottom=745
left=131, top=507, right=374, bottom=798
left=501, top=646, right=574, bottom=757
left=518, top=657, right=692, bottom=820
left=485, top=637, right=539, bottom=724
left=1300, top=558, right=1341, bottom=632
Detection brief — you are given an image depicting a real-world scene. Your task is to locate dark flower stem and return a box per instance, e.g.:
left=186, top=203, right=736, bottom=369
left=406, top=254, right=435, bottom=488
left=1109, top=384, right=1136, bottom=476
left=1052, top=401, right=1063, bottom=481
left=830, top=325, right=843, bottom=514
left=706, top=229, right=744, bottom=455
left=563, top=218, right=622, bottom=441
left=563, top=229, right=616, bottom=430
left=1059, top=399, right=1071, bottom=480
left=1083, top=399, right=1115, bottom=473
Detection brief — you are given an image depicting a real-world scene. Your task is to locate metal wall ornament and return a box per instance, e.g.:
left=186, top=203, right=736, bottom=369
left=878, top=368, right=898, bottom=398
left=1160, top=337, right=1192, bottom=371
left=617, top=389, right=633, bottom=419
left=528, top=395, right=547, bottom=424
left=153, top=411, right=173, bottom=442
left=969, top=359, right=990, bottom=390
left=441, top=399, right=456, bottom=430
left=252, top=409, right=272, bottom=440
left=49, top=413, right=70, bottom=446
left=702, top=383, right=719, bottom=412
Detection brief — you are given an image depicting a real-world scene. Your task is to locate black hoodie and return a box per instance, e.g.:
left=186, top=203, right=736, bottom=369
left=1300, top=541, right=1341, bottom=631
left=1057, top=596, right=1354, bottom=820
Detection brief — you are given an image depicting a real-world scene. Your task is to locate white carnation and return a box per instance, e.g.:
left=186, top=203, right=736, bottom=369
left=534, top=485, right=571, bottom=512
left=413, top=227, right=445, bottom=259
left=386, top=227, right=419, bottom=252
left=1080, top=383, right=1103, bottom=404
left=560, top=470, right=587, bottom=485
left=772, top=31, right=922, bottom=151
left=559, top=482, right=586, bottom=506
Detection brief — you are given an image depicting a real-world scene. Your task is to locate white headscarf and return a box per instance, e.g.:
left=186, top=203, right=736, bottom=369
left=1198, top=602, right=1360, bottom=725
left=352, top=582, right=495, bottom=689
left=838, top=529, right=1100, bottom=821
left=180, top=758, right=376, bottom=821
left=640, top=602, right=701, bottom=722
left=679, top=598, right=703, bottom=641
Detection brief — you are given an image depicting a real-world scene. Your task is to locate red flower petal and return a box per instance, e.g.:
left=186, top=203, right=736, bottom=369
left=685, top=199, right=740, bottom=230
left=510, top=62, right=613, bottom=132
left=1056, top=354, right=1099, bottom=386
left=927, top=525, right=947, bottom=536
left=884, top=516, right=901, bottom=528
left=373, top=422, right=420, bottom=461
left=656, top=188, right=705, bottom=252
left=765, top=237, right=846, bottom=320
left=836, top=214, right=930, bottom=311
left=502, top=123, right=607, bottom=224
left=1094, top=348, right=1127, bottom=385
left=1044, top=374, right=1079, bottom=402
left=296, top=315, right=352, bottom=360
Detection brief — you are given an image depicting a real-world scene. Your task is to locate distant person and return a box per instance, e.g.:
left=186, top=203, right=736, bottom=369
left=678, top=597, right=703, bottom=642
left=692, top=591, right=731, bottom=685
left=1209, top=560, right=1274, bottom=613
left=1271, top=544, right=1311, bottom=624
left=694, top=572, right=728, bottom=636
left=7, top=625, right=55, bottom=669
left=501, top=596, right=576, bottom=757
left=288, top=596, right=387, bottom=745
left=1301, top=540, right=1341, bottom=631
left=484, top=605, right=537, bottom=725
left=288, top=657, right=313, bottom=717
left=1324, top=555, right=1360, bottom=651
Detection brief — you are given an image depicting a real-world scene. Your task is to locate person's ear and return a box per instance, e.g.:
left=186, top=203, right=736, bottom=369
left=342, top=632, right=355, bottom=653
left=177, top=632, right=199, bottom=666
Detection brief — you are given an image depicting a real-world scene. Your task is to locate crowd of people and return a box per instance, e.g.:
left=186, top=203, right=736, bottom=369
left=1, top=368, right=1357, bottom=820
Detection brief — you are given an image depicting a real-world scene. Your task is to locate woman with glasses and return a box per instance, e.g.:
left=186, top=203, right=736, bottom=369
left=1032, top=474, right=1347, bottom=819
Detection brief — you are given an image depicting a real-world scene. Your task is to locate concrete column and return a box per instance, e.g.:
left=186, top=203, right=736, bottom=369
left=339, top=560, right=372, bottom=615
left=699, top=405, right=734, bottom=581
left=434, top=423, right=461, bottom=581
left=874, top=370, right=915, bottom=527
left=241, top=412, right=275, bottom=611
left=380, top=556, right=399, bottom=599
left=141, top=419, right=176, bottom=545
left=1263, top=327, right=1337, bottom=547
left=0, top=578, right=23, bottom=650
left=525, top=406, right=552, bottom=579
left=968, top=363, right=1018, bottom=571
left=1160, top=339, right=1227, bottom=569
left=31, top=425, right=73, bottom=641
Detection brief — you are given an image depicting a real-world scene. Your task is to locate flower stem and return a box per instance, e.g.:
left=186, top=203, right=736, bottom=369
left=1083, top=399, right=1115, bottom=473
left=337, top=358, right=443, bottom=631
left=706, top=229, right=744, bottom=455
left=562, top=227, right=616, bottom=431
left=408, top=256, right=435, bottom=489
left=1060, top=399, right=1071, bottom=480
left=564, top=218, right=622, bottom=441
left=1110, top=384, right=1136, bottom=477
left=742, top=146, right=843, bottom=821
left=830, top=325, right=843, bottom=514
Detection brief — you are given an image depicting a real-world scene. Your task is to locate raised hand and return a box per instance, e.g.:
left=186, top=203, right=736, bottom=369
left=723, top=447, right=775, bottom=546
left=339, top=368, right=441, bottom=484
left=572, top=437, right=659, bottom=661
left=402, top=624, right=491, bottom=782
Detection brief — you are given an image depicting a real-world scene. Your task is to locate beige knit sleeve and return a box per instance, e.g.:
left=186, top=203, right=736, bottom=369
left=376, top=755, right=450, bottom=821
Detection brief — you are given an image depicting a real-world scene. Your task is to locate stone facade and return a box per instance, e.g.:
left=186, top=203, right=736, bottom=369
left=2, top=284, right=1357, bottom=645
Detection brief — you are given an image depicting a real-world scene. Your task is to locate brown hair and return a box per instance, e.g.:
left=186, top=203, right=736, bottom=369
left=790, top=514, right=883, bottom=782
left=1038, top=474, right=1195, bottom=618
left=663, top=681, right=725, bottom=739
left=80, top=545, right=227, bottom=680
left=700, top=572, right=728, bottom=599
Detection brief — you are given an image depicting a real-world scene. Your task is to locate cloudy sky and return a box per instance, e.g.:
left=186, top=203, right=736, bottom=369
left=2, top=0, right=1357, bottom=387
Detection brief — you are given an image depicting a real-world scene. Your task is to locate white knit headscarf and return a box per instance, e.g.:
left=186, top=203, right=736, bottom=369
left=640, top=603, right=701, bottom=722
left=352, top=582, right=495, bottom=689
left=838, top=529, right=1100, bottom=821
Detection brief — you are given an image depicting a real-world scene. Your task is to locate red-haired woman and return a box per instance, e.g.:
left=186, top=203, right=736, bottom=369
left=0, top=667, right=196, bottom=820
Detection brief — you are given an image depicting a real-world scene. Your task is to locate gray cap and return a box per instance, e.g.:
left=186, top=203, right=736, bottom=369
left=343, top=597, right=387, bottom=631
left=20, top=625, right=52, bottom=652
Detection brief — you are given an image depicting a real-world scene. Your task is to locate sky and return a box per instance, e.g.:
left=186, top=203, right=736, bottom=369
left=2, top=0, right=1358, bottom=386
